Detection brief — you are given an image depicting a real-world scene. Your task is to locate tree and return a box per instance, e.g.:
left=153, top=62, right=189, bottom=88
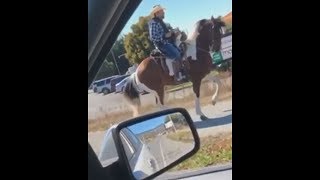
left=124, top=16, right=155, bottom=64
left=95, top=37, right=131, bottom=80
left=95, top=61, right=116, bottom=80
left=226, top=24, right=232, bottom=33
left=106, top=36, right=131, bottom=74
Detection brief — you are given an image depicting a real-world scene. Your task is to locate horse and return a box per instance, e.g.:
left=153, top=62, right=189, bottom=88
left=123, top=16, right=226, bottom=120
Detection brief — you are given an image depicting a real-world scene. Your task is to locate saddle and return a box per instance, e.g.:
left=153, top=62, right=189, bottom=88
left=151, top=48, right=169, bottom=74
left=151, top=47, right=190, bottom=85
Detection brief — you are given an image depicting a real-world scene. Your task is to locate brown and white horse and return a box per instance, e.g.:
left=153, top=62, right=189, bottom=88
left=124, top=16, right=226, bottom=120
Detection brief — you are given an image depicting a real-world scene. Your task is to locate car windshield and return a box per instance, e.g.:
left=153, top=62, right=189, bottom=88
left=88, top=0, right=232, bottom=174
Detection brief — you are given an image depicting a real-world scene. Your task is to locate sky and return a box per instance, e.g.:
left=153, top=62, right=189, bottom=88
left=120, top=0, right=232, bottom=36
left=128, top=116, right=166, bottom=134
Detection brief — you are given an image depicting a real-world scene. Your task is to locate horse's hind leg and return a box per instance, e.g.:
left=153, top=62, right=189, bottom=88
left=192, top=78, right=208, bottom=120
left=156, top=87, right=167, bottom=110
left=128, top=101, right=139, bottom=117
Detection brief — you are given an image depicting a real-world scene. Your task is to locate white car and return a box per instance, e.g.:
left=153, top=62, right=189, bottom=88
left=99, top=125, right=159, bottom=180
left=92, top=75, right=119, bottom=95
left=115, top=76, right=129, bottom=93
left=115, top=76, right=149, bottom=95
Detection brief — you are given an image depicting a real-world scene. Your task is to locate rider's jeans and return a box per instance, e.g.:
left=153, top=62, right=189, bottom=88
left=158, top=43, right=181, bottom=60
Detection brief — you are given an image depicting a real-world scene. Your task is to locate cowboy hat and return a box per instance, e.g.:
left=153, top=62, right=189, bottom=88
left=150, top=5, right=166, bottom=17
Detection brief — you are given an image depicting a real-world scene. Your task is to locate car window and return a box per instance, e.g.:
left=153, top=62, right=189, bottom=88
left=88, top=0, right=232, bottom=174
left=96, top=80, right=104, bottom=86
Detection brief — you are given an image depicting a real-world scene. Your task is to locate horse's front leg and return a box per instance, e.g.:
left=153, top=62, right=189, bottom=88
left=206, top=75, right=221, bottom=106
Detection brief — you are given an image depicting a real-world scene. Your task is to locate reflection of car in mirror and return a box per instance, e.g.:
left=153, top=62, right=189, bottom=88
left=98, top=124, right=159, bottom=180
left=120, top=128, right=159, bottom=179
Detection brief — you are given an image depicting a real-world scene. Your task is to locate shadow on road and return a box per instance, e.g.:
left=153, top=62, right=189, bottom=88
left=194, top=114, right=232, bottom=129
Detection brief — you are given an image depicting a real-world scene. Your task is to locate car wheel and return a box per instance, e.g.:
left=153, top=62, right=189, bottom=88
left=102, top=88, right=109, bottom=95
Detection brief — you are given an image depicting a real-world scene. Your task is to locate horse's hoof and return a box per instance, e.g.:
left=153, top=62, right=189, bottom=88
left=200, top=115, right=209, bottom=120
left=212, top=101, right=217, bottom=106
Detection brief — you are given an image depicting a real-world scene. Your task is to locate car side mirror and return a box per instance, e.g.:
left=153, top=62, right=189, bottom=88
left=112, top=108, right=200, bottom=180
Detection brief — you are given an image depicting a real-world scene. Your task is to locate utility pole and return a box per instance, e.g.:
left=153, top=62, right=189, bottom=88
left=110, top=49, right=121, bottom=75
left=118, top=53, right=126, bottom=59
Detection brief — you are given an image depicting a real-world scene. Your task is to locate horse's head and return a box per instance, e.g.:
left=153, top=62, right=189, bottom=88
left=211, top=16, right=226, bottom=52
left=197, top=16, right=226, bottom=52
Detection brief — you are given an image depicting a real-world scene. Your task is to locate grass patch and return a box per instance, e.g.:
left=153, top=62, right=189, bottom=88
left=166, top=129, right=194, bottom=143
left=169, top=132, right=232, bottom=171
left=166, top=82, right=193, bottom=92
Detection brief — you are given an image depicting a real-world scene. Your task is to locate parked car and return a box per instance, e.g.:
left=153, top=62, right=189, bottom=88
left=114, top=75, right=149, bottom=95
left=115, top=76, right=129, bottom=93
left=110, top=75, right=130, bottom=93
left=92, top=75, right=119, bottom=95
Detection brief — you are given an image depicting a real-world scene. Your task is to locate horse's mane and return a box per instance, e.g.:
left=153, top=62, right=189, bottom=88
left=187, top=19, right=207, bottom=41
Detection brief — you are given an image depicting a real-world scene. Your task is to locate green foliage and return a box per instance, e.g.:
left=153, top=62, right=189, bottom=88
left=124, top=16, right=155, bottom=64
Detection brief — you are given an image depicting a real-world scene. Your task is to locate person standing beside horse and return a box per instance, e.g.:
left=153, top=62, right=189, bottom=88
left=148, top=5, right=185, bottom=83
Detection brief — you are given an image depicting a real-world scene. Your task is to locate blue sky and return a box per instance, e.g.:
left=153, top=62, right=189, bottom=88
left=129, top=116, right=166, bottom=134
left=120, top=0, right=232, bottom=36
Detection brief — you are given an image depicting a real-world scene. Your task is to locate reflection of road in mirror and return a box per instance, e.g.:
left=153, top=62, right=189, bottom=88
left=145, top=130, right=194, bottom=170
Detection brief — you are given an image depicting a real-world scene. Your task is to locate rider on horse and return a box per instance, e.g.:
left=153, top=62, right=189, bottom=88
left=148, top=5, right=186, bottom=83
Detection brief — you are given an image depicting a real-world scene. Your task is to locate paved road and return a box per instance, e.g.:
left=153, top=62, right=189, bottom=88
left=146, top=135, right=194, bottom=170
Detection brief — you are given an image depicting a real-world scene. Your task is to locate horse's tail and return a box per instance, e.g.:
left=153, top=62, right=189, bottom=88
left=123, top=74, right=141, bottom=108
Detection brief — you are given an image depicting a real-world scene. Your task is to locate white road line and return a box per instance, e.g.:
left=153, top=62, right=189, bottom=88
left=159, top=138, right=167, bottom=167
